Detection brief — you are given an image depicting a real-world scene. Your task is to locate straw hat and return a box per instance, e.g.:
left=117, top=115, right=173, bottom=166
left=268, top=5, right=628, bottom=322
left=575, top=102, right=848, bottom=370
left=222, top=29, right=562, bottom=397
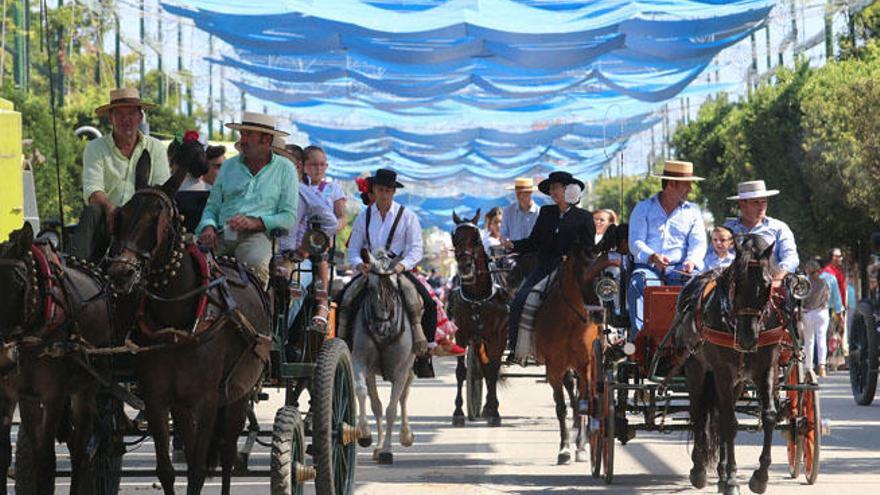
left=225, top=111, right=289, bottom=137
left=726, top=180, right=780, bottom=200
left=95, top=88, right=155, bottom=117
left=505, top=177, right=537, bottom=191
left=271, top=136, right=296, bottom=161
left=537, top=171, right=584, bottom=195
left=652, top=160, right=705, bottom=181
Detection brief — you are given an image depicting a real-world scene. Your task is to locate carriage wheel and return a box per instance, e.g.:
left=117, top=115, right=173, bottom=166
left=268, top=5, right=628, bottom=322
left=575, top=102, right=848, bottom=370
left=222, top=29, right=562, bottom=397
left=602, top=368, right=616, bottom=484
left=802, top=387, right=821, bottom=485
left=785, top=364, right=802, bottom=479
left=91, top=396, right=124, bottom=495
left=311, top=338, right=357, bottom=495
left=466, top=345, right=484, bottom=421
left=271, top=406, right=309, bottom=495
left=848, top=310, right=878, bottom=406
left=588, top=339, right=604, bottom=478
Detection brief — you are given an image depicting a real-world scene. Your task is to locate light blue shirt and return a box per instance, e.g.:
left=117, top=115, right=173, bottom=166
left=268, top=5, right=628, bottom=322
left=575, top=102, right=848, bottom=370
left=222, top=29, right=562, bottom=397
left=723, top=216, right=799, bottom=274
left=704, top=249, right=734, bottom=271
left=196, top=154, right=299, bottom=235
left=279, top=184, right=338, bottom=252
left=819, top=272, right=845, bottom=314
left=629, top=193, right=707, bottom=270
left=501, top=201, right=539, bottom=241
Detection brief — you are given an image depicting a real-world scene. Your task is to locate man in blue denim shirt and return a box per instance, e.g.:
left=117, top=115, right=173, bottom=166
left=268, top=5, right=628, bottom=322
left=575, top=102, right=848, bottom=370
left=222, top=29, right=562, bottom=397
left=723, top=180, right=799, bottom=285
left=628, top=160, right=708, bottom=335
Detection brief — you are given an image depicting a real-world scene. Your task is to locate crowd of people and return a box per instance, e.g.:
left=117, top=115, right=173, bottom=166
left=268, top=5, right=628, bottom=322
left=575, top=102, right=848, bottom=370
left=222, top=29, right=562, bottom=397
left=74, top=88, right=856, bottom=378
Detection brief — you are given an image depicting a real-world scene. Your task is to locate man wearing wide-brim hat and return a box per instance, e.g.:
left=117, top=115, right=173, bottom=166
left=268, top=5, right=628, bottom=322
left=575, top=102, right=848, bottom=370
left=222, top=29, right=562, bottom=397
left=338, top=168, right=435, bottom=364
left=501, top=177, right=540, bottom=244
left=502, top=170, right=596, bottom=364
left=70, top=88, right=171, bottom=262
left=723, top=180, right=799, bottom=284
left=627, top=160, right=708, bottom=337
left=196, top=112, right=298, bottom=286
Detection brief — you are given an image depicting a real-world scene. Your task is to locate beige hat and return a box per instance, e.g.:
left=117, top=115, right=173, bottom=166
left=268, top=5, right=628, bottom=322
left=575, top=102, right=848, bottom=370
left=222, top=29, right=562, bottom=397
left=225, top=111, right=289, bottom=137
left=505, top=177, right=536, bottom=191
left=652, top=160, right=705, bottom=181
left=95, top=88, right=155, bottom=117
left=271, top=136, right=296, bottom=161
left=727, top=180, right=780, bottom=200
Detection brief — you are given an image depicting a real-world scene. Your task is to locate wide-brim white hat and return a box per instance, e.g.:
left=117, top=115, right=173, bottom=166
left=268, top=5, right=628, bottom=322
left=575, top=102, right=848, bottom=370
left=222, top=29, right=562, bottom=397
left=226, top=111, right=289, bottom=137
left=652, top=160, right=705, bottom=181
left=727, top=180, right=780, bottom=200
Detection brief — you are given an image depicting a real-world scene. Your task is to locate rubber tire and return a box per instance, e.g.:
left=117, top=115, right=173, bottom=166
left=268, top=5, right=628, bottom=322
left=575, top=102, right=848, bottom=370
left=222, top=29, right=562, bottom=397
left=603, top=368, right=615, bottom=485
left=14, top=426, right=35, bottom=495
left=465, top=345, right=484, bottom=421
left=311, top=338, right=357, bottom=495
left=91, top=396, right=124, bottom=495
left=588, top=339, right=604, bottom=478
left=803, top=387, right=821, bottom=485
left=849, top=307, right=878, bottom=406
left=270, top=406, right=306, bottom=495
left=785, top=364, right=801, bottom=479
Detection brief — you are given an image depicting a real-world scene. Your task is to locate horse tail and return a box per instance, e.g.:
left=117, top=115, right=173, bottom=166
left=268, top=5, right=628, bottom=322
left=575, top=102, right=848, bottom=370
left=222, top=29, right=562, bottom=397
left=703, top=372, right=721, bottom=466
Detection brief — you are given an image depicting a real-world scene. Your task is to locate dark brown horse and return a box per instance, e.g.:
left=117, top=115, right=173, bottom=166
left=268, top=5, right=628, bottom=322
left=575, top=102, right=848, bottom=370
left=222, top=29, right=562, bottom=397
left=0, top=222, right=117, bottom=494
left=532, top=242, right=615, bottom=464
left=106, top=185, right=271, bottom=495
left=674, top=234, right=782, bottom=495
left=448, top=210, right=509, bottom=427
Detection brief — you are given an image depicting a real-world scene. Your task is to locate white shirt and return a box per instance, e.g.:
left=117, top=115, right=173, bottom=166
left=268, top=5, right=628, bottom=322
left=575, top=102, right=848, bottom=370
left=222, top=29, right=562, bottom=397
left=347, top=201, right=423, bottom=270
left=482, top=230, right=502, bottom=256
left=178, top=174, right=211, bottom=192
left=309, top=179, right=346, bottom=205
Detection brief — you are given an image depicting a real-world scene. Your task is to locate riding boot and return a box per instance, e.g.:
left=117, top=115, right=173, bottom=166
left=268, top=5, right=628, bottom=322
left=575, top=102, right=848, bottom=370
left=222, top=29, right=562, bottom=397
left=397, top=274, right=428, bottom=356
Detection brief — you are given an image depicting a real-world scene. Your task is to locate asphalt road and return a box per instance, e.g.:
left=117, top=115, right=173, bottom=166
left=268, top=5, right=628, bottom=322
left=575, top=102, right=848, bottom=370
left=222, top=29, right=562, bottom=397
left=16, top=359, right=880, bottom=494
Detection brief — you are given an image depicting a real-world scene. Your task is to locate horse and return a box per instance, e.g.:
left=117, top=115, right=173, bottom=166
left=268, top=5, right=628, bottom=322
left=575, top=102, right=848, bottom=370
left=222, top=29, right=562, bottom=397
left=106, top=184, right=272, bottom=495
left=672, top=234, right=782, bottom=495
left=352, top=249, right=416, bottom=465
left=0, top=222, right=118, bottom=494
left=448, top=210, right=509, bottom=427
left=531, top=240, right=616, bottom=465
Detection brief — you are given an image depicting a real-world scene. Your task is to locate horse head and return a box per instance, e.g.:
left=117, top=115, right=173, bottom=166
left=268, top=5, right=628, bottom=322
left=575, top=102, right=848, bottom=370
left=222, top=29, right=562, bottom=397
left=362, top=248, right=404, bottom=337
left=450, top=209, right=484, bottom=283
left=728, top=234, right=775, bottom=352
left=0, top=223, right=37, bottom=336
left=106, top=187, right=183, bottom=295
left=564, top=238, right=608, bottom=309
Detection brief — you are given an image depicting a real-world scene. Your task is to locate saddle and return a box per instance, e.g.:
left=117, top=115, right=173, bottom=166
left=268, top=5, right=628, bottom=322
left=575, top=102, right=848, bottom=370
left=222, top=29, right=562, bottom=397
left=513, top=269, right=559, bottom=363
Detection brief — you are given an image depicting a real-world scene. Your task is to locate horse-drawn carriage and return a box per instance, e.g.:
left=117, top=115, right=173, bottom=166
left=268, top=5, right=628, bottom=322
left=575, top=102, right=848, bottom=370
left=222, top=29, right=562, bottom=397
left=1, top=187, right=358, bottom=494
left=587, top=237, right=824, bottom=492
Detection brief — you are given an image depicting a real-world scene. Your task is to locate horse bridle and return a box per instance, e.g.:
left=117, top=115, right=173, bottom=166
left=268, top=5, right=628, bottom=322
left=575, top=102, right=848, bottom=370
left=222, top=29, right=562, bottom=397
left=724, top=258, right=772, bottom=330
left=0, top=252, right=38, bottom=330
left=452, top=222, right=501, bottom=305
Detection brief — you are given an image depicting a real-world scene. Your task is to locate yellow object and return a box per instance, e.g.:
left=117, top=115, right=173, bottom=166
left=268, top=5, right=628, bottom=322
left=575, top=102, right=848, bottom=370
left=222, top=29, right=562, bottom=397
left=0, top=98, right=23, bottom=242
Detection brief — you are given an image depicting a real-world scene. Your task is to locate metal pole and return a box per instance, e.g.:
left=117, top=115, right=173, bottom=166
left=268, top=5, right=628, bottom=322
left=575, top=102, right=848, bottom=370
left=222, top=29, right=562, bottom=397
left=24, top=0, right=30, bottom=90
left=219, top=64, right=225, bottom=140
left=208, top=34, right=214, bottom=138
left=114, top=14, right=121, bottom=87
left=56, top=0, right=63, bottom=105
left=95, top=14, right=102, bottom=85
left=825, top=0, right=834, bottom=61
left=240, top=89, right=246, bottom=113
left=139, top=0, right=145, bottom=95
left=177, top=20, right=182, bottom=110
left=157, top=9, right=164, bottom=104
left=13, top=0, right=22, bottom=88
left=790, top=0, right=799, bottom=57
left=765, top=24, right=771, bottom=71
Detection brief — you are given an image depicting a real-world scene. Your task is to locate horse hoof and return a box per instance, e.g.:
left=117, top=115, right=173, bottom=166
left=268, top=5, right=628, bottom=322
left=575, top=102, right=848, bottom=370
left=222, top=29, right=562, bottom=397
left=452, top=415, right=466, bottom=427
left=486, top=415, right=502, bottom=427
left=372, top=449, right=381, bottom=461
left=575, top=449, right=587, bottom=463
left=357, top=424, right=372, bottom=447
left=690, top=468, right=707, bottom=489
left=748, top=472, right=767, bottom=494
left=400, top=430, right=415, bottom=447
left=557, top=452, right=571, bottom=465
left=723, top=484, right=740, bottom=495
left=358, top=435, right=373, bottom=448
left=377, top=452, right=394, bottom=465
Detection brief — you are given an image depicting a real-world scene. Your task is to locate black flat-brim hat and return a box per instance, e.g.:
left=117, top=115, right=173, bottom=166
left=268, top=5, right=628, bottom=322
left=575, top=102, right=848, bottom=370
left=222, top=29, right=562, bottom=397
left=538, top=171, right=584, bottom=195
left=372, top=168, right=404, bottom=189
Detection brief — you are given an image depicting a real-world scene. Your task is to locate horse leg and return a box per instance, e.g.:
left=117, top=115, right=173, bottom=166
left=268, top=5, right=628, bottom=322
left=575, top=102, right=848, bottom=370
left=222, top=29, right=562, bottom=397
left=185, top=401, right=219, bottom=495
left=67, top=392, right=97, bottom=495
left=366, top=373, right=385, bottom=461
left=687, top=365, right=709, bottom=489
left=452, top=355, right=466, bottom=427
left=219, top=399, right=250, bottom=495
left=0, top=393, right=14, bottom=495
left=377, top=371, right=408, bottom=465
left=146, top=404, right=176, bottom=495
left=717, top=383, right=740, bottom=495
left=354, top=364, right=372, bottom=448
left=483, top=359, right=502, bottom=427
left=398, top=372, right=415, bottom=447
left=32, top=396, right=64, bottom=495
left=552, top=379, right=571, bottom=465
left=749, top=366, right=777, bottom=494
left=564, top=369, right=587, bottom=462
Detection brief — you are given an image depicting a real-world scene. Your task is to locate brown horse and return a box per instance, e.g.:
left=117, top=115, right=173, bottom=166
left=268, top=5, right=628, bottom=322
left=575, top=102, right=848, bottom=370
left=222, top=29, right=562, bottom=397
left=106, top=185, right=271, bottom=495
left=531, top=242, right=615, bottom=464
left=0, top=222, right=118, bottom=494
left=448, top=210, right=509, bottom=427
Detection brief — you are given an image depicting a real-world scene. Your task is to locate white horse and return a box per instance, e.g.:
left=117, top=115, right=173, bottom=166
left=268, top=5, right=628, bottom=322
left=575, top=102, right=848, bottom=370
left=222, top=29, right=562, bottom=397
left=352, top=249, right=417, bottom=464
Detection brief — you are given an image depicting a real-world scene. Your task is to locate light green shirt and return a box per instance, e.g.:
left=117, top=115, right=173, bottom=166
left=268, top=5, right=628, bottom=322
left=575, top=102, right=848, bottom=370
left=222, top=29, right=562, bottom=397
left=196, top=153, right=299, bottom=235
left=81, top=132, right=171, bottom=206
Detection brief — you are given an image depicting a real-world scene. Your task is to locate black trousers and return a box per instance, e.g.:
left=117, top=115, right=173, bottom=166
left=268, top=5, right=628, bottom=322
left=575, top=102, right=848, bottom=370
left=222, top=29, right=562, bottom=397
left=68, top=204, right=111, bottom=262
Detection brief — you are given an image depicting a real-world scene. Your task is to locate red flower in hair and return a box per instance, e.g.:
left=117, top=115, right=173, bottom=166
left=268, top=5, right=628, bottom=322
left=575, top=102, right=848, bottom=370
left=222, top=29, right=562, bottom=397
left=183, top=130, right=200, bottom=143
left=356, top=176, right=371, bottom=193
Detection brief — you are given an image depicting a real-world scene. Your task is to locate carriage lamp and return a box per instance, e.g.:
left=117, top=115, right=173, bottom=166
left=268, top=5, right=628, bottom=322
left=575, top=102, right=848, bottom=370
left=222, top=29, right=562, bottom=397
left=306, top=229, right=331, bottom=257
left=595, top=277, right=619, bottom=303
left=787, top=274, right=811, bottom=300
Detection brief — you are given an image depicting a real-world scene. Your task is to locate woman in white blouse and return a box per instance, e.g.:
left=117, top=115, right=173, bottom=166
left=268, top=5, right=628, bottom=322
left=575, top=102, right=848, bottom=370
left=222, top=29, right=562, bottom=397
left=482, top=207, right=504, bottom=256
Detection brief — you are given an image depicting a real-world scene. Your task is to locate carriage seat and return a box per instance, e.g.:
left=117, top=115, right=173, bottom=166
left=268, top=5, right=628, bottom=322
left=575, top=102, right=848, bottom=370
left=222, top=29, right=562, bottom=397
left=634, top=285, right=683, bottom=377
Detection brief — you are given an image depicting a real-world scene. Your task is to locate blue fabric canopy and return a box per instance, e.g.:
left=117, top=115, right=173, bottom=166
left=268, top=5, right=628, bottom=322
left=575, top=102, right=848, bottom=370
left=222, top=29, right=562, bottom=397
left=162, top=0, right=774, bottom=217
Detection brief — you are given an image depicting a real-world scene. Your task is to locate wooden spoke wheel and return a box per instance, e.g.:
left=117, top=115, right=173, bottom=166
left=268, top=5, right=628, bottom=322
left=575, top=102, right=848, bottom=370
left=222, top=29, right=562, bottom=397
left=588, top=339, right=604, bottom=478
left=602, top=368, right=616, bottom=484
left=785, top=364, right=802, bottom=479
left=802, top=386, right=821, bottom=485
